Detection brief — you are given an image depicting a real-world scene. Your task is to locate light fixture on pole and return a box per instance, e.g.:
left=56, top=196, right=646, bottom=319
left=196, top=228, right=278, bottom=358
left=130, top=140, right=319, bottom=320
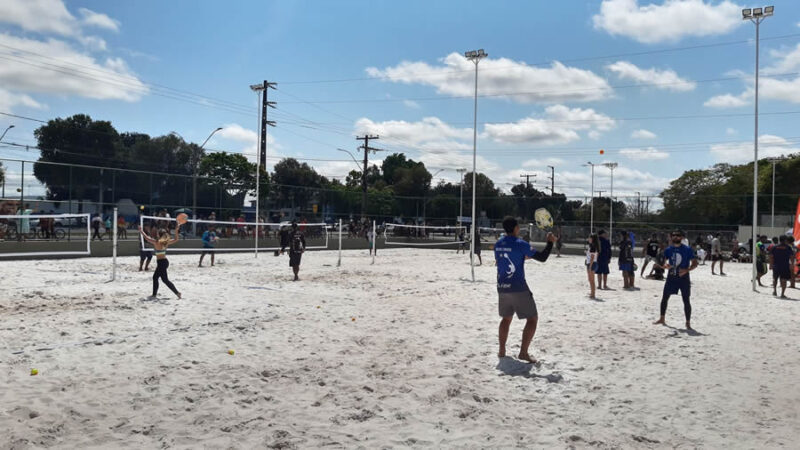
left=768, top=157, right=784, bottom=230
left=743, top=5, right=773, bottom=291
left=465, top=48, right=487, bottom=283
left=0, top=124, right=14, bottom=142
left=602, top=162, right=618, bottom=240
left=172, top=127, right=224, bottom=236
left=336, top=148, right=363, bottom=171
left=583, top=162, right=597, bottom=233
left=457, top=168, right=466, bottom=228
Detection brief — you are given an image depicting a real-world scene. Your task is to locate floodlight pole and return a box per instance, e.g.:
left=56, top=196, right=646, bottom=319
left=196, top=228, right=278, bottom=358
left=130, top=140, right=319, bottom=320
left=743, top=6, right=773, bottom=291
left=0, top=124, right=14, bottom=142
left=584, top=162, right=596, bottom=233
left=456, top=168, right=466, bottom=228
left=768, top=157, right=782, bottom=230
left=603, top=162, right=618, bottom=241
left=465, top=49, right=487, bottom=283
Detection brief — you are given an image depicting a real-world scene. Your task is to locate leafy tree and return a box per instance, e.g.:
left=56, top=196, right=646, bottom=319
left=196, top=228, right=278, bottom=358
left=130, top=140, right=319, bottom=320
left=271, top=158, right=328, bottom=210
left=198, top=152, right=256, bottom=210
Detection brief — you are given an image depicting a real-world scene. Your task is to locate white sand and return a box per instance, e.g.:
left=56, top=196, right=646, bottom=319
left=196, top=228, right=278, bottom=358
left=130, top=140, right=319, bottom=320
left=1, top=249, right=799, bottom=448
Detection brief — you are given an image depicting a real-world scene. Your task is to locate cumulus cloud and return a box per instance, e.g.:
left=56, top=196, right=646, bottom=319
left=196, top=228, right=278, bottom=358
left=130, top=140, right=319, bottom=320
left=704, top=92, right=750, bottom=108
left=366, top=53, right=612, bottom=104
left=0, top=34, right=147, bottom=102
left=593, top=0, right=741, bottom=44
left=619, top=147, right=670, bottom=160
left=631, top=129, right=657, bottom=139
left=0, top=87, right=46, bottom=112
left=78, top=8, right=120, bottom=32
left=0, top=1, right=143, bottom=112
left=607, top=61, right=696, bottom=91
left=483, top=105, right=616, bottom=145
left=402, top=99, right=420, bottom=109
left=355, top=117, right=472, bottom=148
left=710, top=134, right=800, bottom=164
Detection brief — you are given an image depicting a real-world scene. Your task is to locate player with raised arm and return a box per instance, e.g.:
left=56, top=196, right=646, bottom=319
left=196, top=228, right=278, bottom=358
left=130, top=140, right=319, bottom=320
left=640, top=234, right=659, bottom=278
left=653, top=230, right=698, bottom=330
left=280, top=221, right=306, bottom=281
left=139, top=223, right=182, bottom=299
left=494, top=216, right=556, bottom=364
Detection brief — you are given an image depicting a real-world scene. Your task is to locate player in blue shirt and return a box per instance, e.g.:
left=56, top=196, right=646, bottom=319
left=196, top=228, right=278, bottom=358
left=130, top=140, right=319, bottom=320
left=654, top=229, right=698, bottom=330
left=595, top=229, right=611, bottom=290
left=199, top=225, right=218, bottom=267
left=494, top=216, right=556, bottom=363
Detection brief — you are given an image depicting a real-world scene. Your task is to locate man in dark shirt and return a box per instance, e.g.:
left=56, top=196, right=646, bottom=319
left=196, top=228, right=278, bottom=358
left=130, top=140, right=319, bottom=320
left=654, top=229, right=698, bottom=330
left=640, top=234, right=660, bottom=278
left=770, top=235, right=794, bottom=298
left=596, top=229, right=611, bottom=290
left=494, top=216, right=556, bottom=363
left=618, top=231, right=635, bottom=289
left=280, top=221, right=306, bottom=281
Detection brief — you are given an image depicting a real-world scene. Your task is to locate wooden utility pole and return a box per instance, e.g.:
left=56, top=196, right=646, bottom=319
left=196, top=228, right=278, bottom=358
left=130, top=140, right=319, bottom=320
left=356, top=135, right=380, bottom=218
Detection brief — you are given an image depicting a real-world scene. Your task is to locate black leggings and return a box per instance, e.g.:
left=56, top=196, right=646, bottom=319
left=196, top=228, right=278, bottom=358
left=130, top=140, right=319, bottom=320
left=153, top=259, right=179, bottom=297
left=660, top=292, right=691, bottom=321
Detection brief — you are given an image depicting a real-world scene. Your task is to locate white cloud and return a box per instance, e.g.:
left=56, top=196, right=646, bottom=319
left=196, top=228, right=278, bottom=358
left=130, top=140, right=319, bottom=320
left=0, top=0, right=78, bottom=37
left=366, top=53, right=612, bottom=104
left=522, top=157, right=567, bottom=168
left=631, top=129, right=657, bottom=139
left=726, top=127, right=737, bottom=136
left=0, top=87, right=45, bottom=112
left=0, top=34, right=147, bottom=103
left=710, top=134, right=800, bottom=164
left=402, top=99, right=420, bottom=109
left=215, top=123, right=279, bottom=168
left=704, top=92, right=750, bottom=108
left=483, top=105, right=616, bottom=145
left=593, top=0, right=741, bottom=44
left=78, top=8, right=120, bottom=32
left=619, top=147, right=670, bottom=160
left=607, top=61, right=696, bottom=91
left=355, top=117, right=472, bottom=147
left=557, top=166, right=673, bottom=197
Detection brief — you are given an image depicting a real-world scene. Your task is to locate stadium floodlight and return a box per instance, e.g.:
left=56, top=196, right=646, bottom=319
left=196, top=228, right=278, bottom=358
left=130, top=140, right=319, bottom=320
left=249, top=84, right=265, bottom=91
left=0, top=124, right=14, bottom=142
left=743, top=5, right=774, bottom=292
left=742, top=8, right=752, bottom=18
left=583, top=162, right=597, bottom=233
left=464, top=48, right=488, bottom=282
left=602, top=162, right=618, bottom=240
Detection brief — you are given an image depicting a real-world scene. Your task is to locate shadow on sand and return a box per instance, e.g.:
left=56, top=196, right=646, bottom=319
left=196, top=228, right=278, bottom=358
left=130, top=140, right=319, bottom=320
left=495, top=357, right=563, bottom=383
left=662, top=324, right=707, bottom=337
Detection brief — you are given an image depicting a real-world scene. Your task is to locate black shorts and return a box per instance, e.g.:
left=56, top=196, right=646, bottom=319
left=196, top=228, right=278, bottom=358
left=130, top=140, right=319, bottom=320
left=289, top=252, right=302, bottom=267
left=711, top=254, right=722, bottom=261
left=664, top=275, right=691, bottom=298
left=774, top=269, right=791, bottom=280
left=140, top=250, right=153, bottom=261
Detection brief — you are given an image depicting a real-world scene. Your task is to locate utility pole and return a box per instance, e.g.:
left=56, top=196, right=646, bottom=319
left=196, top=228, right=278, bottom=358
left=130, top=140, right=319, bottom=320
left=457, top=168, right=466, bottom=227
left=356, top=135, right=380, bottom=218
left=250, top=80, right=276, bottom=258
left=636, top=191, right=641, bottom=218
left=547, top=165, right=555, bottom=196
left=519, top=173, right=536, bottom=189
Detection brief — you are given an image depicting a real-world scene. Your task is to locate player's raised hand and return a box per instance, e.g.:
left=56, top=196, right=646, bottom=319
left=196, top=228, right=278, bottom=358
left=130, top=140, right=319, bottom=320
left=546, top=232, right=557, bottom=243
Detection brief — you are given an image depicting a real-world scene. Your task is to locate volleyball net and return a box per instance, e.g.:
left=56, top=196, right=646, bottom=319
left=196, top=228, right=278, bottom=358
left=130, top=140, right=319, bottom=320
left=139, top=215, right=330, bottom=252
left=0, top=213, right=91, bottom=257
left=383, top=223, right=467, bottom=247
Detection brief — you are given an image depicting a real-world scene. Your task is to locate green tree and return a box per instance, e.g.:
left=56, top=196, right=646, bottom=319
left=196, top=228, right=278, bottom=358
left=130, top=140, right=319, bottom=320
left=198, top=152, right=257, bottom=211
left=271, top=158, right=328, bottom=212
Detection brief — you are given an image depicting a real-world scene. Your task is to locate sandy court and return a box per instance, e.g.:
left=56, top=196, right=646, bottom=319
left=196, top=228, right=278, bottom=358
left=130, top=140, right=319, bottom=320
left=1, top=248, right=799, bottom=448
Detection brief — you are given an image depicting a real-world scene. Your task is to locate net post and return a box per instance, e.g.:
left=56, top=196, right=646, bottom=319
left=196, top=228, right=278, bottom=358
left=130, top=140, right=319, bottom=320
left=254, top=212, right=259, bottom=259
left=371, top=220, right=376, bottom=265
left=337, top=218, right=342, bottom=267
left=110, top=208, right=118, bottom=282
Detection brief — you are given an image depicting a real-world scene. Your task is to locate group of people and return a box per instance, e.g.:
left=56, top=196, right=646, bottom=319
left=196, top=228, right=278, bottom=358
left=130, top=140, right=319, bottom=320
left=497, top=221, right=703, bottom=363
left=137, top=219, right=309, bottom=299
left=753, top=234, right=798, bottom=298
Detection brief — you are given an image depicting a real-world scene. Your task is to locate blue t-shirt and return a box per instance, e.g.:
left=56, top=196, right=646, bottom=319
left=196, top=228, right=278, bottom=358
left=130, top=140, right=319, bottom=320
left=202, top=231, right=217, bottom=248
left=494, top=236, right=537, bottom=293
left=599, top=237, right=611, bottom=261
left=771, top=245, right=793, bottom=272
left=664, top=244, right=696, bottom=277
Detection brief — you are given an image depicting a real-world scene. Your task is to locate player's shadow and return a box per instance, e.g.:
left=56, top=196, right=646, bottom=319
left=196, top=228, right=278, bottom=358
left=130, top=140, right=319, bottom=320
left=495, top=357, right=564, bottom=383
left=662, top=325, right=707, bottom=337
left=778, top=296, right=799, bottom=302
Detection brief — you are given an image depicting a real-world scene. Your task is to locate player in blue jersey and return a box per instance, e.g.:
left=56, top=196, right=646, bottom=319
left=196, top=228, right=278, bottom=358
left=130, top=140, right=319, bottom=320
left=494, top=216, right=556, bottom=363
left=653, top=229, right=698, bottom=330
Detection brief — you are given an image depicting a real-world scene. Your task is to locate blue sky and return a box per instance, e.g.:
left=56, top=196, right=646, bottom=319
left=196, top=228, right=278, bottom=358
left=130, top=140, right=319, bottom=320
left=2, top=0, right=800, bottom=208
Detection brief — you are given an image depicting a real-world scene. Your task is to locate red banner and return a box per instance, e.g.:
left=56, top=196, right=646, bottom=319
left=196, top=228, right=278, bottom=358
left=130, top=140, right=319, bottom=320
left=795, top=197, right=800, bottom=244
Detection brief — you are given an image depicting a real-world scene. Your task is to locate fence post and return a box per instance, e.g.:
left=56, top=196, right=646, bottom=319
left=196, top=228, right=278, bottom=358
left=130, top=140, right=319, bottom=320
left=109, top=207, right=118, bottom=282
left=337, top=218, right=342, bottom=267
left=371, top=220, right=376, bottom=265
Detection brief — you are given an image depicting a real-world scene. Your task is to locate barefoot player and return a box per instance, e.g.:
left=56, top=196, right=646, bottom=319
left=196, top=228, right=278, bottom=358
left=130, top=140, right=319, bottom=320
left=494, top=216, right=556, bottom=363
left=654, top=229, right=698, bottom=330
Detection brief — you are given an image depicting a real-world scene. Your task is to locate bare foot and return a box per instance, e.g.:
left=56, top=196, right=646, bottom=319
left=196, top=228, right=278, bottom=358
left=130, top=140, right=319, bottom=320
left=653, top=318, right=666, bottom=325
left=498, top=349, right=506, bottom=358
left=517, top=352, right=537, bottom=364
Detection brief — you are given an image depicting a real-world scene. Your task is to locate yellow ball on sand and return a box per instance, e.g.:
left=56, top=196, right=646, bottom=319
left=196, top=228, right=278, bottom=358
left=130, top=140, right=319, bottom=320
left=316, top=306, right=321, bottom=309
left=351, top=317, right=356, bottom=322
left=30, top=368, right=38, bottom=376
left=228, top=350, right=235, bottom=355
